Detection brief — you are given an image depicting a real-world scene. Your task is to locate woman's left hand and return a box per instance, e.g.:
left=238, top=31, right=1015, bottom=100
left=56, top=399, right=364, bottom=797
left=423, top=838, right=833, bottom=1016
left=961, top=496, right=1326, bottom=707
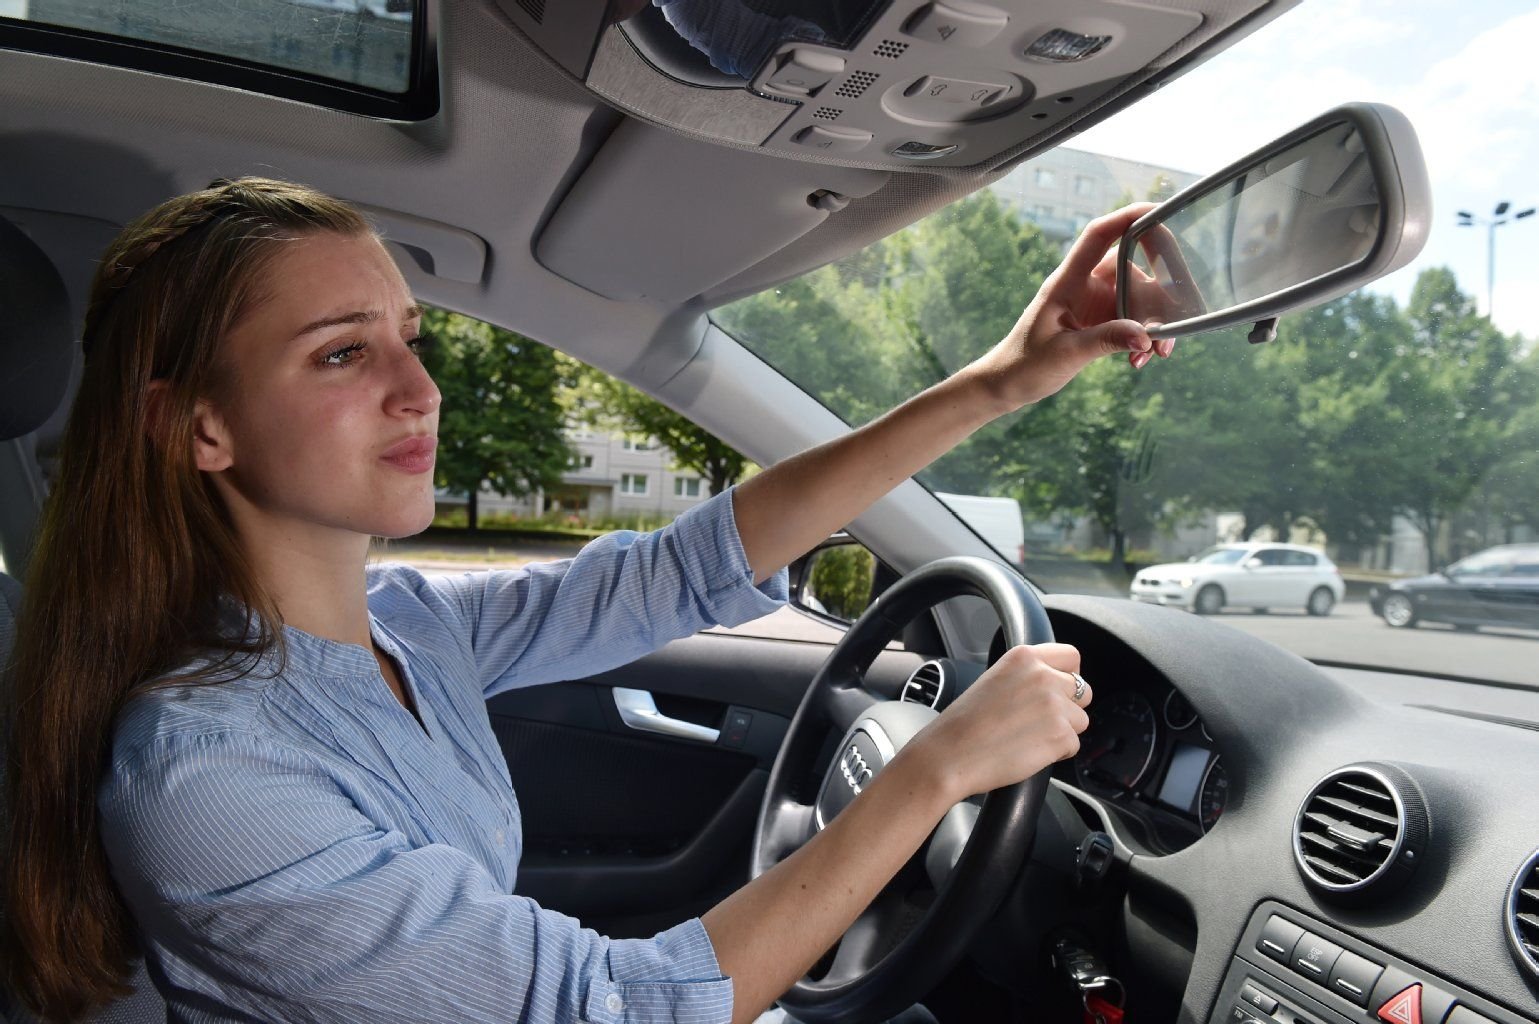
left=970, top=203, right=1177, bottom=410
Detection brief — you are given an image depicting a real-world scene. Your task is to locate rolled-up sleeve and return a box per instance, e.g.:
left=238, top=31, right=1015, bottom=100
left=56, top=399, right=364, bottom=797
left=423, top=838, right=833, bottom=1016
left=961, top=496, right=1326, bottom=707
left=427, top=485, right=788, bottom=697
left=100, top=729, right=735, bottom=1024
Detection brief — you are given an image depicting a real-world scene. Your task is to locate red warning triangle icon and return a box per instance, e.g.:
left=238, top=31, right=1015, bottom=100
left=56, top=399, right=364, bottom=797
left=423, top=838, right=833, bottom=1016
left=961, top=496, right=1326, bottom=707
left=1376, top=984, right=1422, bottom=1024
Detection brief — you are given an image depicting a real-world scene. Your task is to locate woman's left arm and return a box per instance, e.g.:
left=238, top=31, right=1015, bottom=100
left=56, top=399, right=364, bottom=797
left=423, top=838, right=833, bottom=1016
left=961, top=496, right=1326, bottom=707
left=732, top=203, right=1174, bottom=584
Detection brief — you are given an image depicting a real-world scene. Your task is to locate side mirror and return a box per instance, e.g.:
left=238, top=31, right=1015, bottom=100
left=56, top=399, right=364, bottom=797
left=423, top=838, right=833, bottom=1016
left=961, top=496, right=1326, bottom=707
left=790, top=536, right=878, bottom=624
left=1243, top=557, right=1263, bottom=570
left=1117, top=102, right=1431, bottom=341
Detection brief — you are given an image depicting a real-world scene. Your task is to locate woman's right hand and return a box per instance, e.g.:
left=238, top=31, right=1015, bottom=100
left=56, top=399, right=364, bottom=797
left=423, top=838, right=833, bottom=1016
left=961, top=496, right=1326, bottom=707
left=906, top=643, right=1092, bottom=802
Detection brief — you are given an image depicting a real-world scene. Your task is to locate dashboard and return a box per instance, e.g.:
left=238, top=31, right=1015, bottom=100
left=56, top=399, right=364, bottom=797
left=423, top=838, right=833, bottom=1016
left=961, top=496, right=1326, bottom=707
left=967, top=594, right=1539, bottom=1024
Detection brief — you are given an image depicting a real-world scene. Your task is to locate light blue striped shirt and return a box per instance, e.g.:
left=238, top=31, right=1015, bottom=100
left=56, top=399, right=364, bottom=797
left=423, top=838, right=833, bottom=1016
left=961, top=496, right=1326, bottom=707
left=99, top=487, right=788, bottom=1024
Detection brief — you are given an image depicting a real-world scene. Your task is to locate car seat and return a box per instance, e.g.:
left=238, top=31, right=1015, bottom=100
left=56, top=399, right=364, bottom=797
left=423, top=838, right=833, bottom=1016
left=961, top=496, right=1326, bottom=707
left=0, top=210, right=166, bottom=1022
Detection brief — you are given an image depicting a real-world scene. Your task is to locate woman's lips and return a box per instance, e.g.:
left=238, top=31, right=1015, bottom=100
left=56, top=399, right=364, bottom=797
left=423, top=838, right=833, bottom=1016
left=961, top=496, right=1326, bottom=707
left=380, top=435, right=437, bottom=474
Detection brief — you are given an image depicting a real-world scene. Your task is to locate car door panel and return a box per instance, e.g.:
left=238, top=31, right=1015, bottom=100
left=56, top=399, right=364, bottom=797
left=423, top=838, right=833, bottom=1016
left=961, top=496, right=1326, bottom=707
left=1481, top=574, right=1539, bottom=626
left=490, top=631, right=924, bottom=937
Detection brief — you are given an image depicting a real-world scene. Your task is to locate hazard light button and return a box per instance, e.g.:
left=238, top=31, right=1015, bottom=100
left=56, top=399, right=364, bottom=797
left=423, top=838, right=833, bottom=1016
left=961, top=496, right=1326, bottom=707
left=1377, top=984, right=1422, bottom=1024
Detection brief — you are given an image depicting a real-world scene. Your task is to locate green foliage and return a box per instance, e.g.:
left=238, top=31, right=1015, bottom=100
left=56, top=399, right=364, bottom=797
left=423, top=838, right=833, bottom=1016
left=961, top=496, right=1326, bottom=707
left=562, top=357, right=751, bottom=496
left=806, top=545, right=876, bottom=621
left=420, top=308, right=572, bottom=530
left=716, top=187, right=1536, bottom=569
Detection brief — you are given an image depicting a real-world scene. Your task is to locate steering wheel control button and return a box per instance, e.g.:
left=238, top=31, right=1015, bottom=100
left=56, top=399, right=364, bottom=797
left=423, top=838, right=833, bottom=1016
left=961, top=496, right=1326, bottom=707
left=903, top=3, right=1008, bottom=48
left=1328, top=950, right=1385, bottom=1007
left=1257, top=914, right=1305, bottom=964
left=792, top=125, right=873, bottom=153
left=1294, top=933, right=1344, bottom=979
left=1239, top=984, right=1279, bottom=1015
left=764, top=49, right=845, bottom=98
left=1376, top=984, right=1423, bottom=1024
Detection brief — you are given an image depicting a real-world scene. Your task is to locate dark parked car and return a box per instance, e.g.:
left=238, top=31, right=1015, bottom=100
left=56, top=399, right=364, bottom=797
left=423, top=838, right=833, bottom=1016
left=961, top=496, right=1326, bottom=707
left=1369, top=544, right=1539, bottom=630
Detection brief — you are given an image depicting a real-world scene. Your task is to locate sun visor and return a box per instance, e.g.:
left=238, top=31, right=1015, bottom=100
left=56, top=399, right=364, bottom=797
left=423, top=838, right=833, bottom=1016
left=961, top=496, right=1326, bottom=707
left=534, top=118, right=888, bottom=303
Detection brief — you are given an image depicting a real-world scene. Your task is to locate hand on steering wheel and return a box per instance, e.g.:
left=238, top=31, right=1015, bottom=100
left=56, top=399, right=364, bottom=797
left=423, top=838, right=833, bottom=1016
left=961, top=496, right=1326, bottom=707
left=751, top=557, right=1090, bottom=1024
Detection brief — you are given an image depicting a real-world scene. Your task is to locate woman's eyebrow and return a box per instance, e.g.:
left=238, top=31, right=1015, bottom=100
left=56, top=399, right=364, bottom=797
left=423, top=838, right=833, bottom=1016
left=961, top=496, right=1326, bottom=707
left=290, top=303, right=424, bottom=342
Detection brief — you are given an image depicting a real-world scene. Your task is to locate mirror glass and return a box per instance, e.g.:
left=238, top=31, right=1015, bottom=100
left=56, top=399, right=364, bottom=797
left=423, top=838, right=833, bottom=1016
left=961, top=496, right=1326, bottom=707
left=1124, top=121, right=1382, bottom=331
left=796, top=544, right=877, bottom=623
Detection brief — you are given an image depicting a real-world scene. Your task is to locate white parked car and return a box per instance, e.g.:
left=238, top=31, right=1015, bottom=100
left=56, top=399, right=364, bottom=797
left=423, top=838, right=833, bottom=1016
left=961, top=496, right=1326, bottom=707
left=1130, top=543, right=1345, bottom=616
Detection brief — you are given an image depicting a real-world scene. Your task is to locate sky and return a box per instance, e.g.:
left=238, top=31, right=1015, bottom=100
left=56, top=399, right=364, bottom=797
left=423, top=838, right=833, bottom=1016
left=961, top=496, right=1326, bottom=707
left=1073, top=0, right=1539, bottom=339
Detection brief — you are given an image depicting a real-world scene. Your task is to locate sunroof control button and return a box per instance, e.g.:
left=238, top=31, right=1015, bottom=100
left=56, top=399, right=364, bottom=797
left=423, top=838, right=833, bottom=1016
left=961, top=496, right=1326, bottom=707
left=792, top=125, right=873, bottom=153
left=1257, top=915, right=1305, bottom=964
left=903, top=3, right=1009, bottom=47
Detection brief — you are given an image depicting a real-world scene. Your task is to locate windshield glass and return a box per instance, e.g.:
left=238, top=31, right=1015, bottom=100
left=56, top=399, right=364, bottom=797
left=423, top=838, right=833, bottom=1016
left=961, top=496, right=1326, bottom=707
left=1194, top=548, right=1248, bottom=566
left=715, top=1, right=1538, bottom=686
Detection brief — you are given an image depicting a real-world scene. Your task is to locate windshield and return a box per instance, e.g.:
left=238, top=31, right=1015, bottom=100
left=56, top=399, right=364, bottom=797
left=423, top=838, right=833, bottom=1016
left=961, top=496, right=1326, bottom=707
left=1194, top=548, right=1248, bottom=566
left=715, top=2, right=1538, bottom=686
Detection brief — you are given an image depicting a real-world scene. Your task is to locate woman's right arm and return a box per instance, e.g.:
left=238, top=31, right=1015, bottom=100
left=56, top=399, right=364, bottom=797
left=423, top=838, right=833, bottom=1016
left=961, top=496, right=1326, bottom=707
left=702, top=641, right=1091, bottom=1024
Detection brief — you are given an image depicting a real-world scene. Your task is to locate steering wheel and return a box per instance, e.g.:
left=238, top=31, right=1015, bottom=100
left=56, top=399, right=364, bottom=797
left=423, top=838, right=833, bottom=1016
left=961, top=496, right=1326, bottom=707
left=750, top=556, right=1056, bottom=1024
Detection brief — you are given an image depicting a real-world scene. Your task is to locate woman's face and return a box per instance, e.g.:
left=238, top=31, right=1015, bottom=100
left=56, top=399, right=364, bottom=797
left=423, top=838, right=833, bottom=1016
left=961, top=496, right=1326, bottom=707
left=195, top=230, right=441, bottom=544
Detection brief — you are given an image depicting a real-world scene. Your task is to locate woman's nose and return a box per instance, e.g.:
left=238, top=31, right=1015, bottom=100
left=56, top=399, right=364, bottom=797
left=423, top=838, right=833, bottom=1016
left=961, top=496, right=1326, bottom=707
left=387, top=341, right=441, bottom=417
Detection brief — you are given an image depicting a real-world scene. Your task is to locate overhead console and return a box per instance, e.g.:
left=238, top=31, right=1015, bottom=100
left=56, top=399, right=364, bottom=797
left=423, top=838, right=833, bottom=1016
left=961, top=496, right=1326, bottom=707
left=498, top=0, right=1283, bottom=171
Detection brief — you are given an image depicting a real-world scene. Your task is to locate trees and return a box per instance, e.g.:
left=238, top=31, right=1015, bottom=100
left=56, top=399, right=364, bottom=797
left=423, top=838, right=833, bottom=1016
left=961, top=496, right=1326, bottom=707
left=419, top=307, right=572, bottom=530
left=1391, top=268, right=1517, bottom=566
left=564, top=360, right=751, bottom=497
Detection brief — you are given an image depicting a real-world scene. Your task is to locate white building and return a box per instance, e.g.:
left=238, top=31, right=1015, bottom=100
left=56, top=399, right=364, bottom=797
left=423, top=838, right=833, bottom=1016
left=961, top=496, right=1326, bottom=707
left=439, top=429, right=710, bottom=524
left=988, top=147, right=1201, bottom=247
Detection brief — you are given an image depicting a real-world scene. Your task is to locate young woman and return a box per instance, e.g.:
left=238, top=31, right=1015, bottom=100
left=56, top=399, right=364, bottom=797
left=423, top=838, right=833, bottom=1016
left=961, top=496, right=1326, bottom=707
left=2, top=178, right=1169, bottom=1023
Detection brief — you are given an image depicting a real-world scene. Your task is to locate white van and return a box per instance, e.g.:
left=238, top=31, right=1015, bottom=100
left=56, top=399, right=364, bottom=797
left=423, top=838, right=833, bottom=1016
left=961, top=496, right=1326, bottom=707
left=935, top=493, right=1027, bottom=567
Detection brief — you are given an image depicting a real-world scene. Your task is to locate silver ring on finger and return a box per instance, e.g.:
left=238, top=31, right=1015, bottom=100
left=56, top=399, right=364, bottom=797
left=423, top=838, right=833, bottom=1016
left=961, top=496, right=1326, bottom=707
left=1070, top=672, right=1089, bottom=703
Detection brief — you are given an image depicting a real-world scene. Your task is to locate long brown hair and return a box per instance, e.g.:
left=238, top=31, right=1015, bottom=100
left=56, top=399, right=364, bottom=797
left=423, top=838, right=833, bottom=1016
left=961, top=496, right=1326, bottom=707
left=2, top=178, right=372, bottom=1021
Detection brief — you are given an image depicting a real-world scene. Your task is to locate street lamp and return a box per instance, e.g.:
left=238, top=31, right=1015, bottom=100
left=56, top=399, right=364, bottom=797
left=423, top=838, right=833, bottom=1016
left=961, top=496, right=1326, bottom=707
left=1456, top=201, right=1536, bottom=320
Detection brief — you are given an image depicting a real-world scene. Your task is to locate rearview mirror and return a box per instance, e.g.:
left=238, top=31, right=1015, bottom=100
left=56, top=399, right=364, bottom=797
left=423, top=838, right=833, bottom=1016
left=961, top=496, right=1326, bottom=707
left=1117, top=103, right=1430, bottom=341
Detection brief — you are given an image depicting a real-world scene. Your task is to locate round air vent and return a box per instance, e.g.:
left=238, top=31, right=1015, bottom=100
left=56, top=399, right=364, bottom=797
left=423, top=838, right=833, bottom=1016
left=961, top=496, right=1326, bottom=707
left=1293, top=764, right=1428, bottom=901
left=900, top=660, right=946, bottom=709
left=1508, top=848, right=1539, bottom=978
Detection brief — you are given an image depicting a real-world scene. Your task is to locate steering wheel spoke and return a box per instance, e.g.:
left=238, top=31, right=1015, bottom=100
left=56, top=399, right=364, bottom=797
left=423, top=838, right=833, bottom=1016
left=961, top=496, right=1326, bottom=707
left=923, top=799, right=982, bottom=891
left=760, top=795, right=817, bottom=865
left=816, top=675, right=880, bottom=733
left=821, top=886, right=913, bottom=985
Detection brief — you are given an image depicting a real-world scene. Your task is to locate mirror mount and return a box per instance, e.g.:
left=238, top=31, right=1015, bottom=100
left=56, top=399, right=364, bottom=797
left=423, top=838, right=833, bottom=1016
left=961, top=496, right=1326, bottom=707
left=1247, top=317, right=1280, bottom=345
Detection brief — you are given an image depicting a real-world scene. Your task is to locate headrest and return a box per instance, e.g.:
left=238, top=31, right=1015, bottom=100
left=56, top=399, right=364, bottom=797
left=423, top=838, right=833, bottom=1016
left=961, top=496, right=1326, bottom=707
left=0, top=213, right=75, bottom=441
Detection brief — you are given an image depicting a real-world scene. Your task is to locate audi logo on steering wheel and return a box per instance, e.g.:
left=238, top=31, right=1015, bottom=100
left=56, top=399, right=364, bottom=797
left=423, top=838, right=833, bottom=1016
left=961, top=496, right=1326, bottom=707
left=841, top=743, right=874, bottom=794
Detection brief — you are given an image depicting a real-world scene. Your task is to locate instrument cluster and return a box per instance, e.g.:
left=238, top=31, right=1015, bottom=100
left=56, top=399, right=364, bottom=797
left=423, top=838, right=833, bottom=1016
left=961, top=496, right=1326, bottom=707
left=1066, top=684, right=1228, bottom=843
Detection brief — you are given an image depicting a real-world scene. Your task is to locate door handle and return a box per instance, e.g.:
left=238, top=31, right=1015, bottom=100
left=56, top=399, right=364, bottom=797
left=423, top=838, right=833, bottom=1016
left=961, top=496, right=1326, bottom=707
left=612, top=687, right=720, bottom=744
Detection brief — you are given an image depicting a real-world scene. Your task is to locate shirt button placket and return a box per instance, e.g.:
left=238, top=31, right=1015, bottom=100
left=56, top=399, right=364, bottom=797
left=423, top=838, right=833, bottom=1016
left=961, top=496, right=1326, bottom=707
left=605, top=991, right=625, bottom=1014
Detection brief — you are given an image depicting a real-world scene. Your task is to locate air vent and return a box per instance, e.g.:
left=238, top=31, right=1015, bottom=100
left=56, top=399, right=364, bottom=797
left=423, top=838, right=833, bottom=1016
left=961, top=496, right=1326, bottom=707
left=835, top=70, right=879, bottom=99
left=514, top=0, right=545, bottom=23
left=1293, top=764, right=1427, bottom=901
left=873, top=39, right=909, bottom=59
left=1509, top=848, right=1539, bottom=977
left=900, top=660, right=946, bottom=709
left=813, top=107, right=842, bottom=121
